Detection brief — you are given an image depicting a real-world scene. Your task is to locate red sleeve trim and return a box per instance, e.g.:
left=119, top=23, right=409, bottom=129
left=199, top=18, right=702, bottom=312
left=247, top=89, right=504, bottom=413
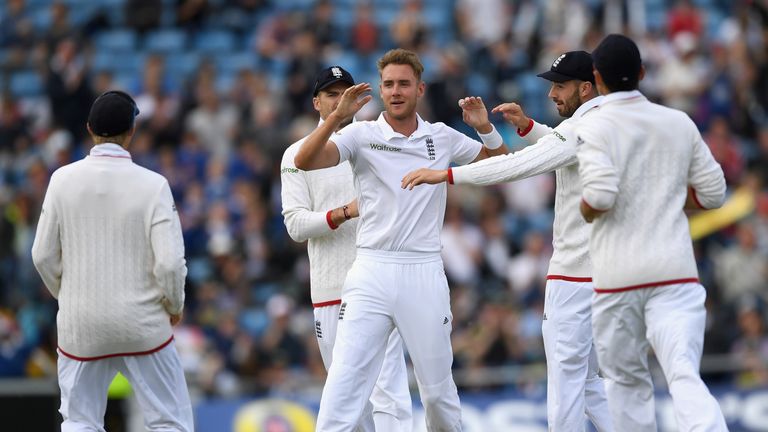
left=547, top=275, right=593, bottom=282
left=58, top=336, right=174, bottom=361
left=594, top=278, right=699, bottom=293
left=313, top=299, right=342, bottom=308
left=326, top=210, right=338, bottom=230
left=447, top=168, right=454, bottom=185
left=517, top=119, right=534, bottom=137
left=689, top=187, right=705, bottom=209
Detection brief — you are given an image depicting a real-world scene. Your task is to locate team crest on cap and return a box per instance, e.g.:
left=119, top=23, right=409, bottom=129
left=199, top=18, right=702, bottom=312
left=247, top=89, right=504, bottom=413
left=331, top=67, right=343, bottom=78
left=552, top=54, right=566, bottom=68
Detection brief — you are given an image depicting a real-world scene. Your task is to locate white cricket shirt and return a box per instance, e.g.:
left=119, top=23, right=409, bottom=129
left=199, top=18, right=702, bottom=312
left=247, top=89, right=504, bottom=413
left=576, top=91, right=726, bottom=292
left=332, top=113, right=482, bottom=253
left=451, top=97, right=603, bottom=280
left=281, top=121, right=358, bottom=306
left=32, top=143, right=186, bottom=359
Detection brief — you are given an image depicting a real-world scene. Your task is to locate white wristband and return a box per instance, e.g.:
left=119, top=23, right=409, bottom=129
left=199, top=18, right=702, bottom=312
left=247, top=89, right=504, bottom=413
left=478, top=124, right=503, bottom=150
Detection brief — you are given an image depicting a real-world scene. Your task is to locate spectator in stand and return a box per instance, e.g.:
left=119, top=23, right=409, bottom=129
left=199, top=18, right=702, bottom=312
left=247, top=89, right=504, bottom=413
left=351, top=3, right=379, bottom=58
left=185, top=82, right=239, bottom=159
left=391, top=0, right=429, bottom=52
left=714, top=222, right=768, bottom=308
left=46, top=38, right=94, bottom=143
left=705, top=116, right=745, bottom=185
left=667, top=0, right=703, bottom=39
left=730, top=301, right=768, bottom=389
left=441, top=203, right=483, bottom=286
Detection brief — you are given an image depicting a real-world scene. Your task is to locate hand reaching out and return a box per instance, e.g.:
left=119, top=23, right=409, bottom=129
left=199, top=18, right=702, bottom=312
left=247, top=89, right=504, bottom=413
left=492, top=102, right=531, bottom=131
left=401, top=168, right=449, bottom=190
left=458, top=97, right=491, bottom=132
left=334, top=83, right=373, bottom=121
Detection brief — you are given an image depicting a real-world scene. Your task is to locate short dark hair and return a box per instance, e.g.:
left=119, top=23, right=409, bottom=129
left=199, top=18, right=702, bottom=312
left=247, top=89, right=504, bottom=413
left=602, top=76, right=639, bottom=93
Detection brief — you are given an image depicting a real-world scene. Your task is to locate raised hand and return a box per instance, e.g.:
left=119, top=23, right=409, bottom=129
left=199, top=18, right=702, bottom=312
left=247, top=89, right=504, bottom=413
left=334, top=83, right=373, bottom=120
left=492, top=102, right=530, bottom=130
left=459, top=96, right=491, bottom=132
left=401, top=168, right=449, bottom=190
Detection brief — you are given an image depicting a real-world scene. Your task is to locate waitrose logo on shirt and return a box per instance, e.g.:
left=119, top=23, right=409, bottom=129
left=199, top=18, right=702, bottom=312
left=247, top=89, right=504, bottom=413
left=369, top=143, right=402, bottom=152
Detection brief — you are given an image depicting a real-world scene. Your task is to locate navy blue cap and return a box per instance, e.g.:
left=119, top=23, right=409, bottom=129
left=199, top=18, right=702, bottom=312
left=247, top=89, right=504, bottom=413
left=592, top=34, right=642, bottom=88
left=537, top=51, right=595, bottom=84
left=87, top=90, right=140, bottom=137
left=312, top=66, right=355, bottom=96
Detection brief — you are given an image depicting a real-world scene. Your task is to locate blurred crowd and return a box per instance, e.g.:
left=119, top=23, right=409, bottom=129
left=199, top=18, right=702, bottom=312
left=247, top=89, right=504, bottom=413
left=1, top=0, right=768, bottom=400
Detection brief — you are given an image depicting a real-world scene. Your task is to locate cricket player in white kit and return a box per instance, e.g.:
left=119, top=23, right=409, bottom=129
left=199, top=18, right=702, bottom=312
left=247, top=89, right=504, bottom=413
left=402, top=51, right=613, bottom=432
left=294, top=49, right=510, bottom=431
left=280, top=66, right=412, bottom=431
left=32, top=91, right=193, bottom=432
left=576, top=34, right=728, bottom=431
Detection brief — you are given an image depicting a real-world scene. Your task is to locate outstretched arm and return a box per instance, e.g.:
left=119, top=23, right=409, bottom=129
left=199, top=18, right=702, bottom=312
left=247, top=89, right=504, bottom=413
left=402, top=114, right=577, bottom=190
left=294, top=83, right=372, bottom=171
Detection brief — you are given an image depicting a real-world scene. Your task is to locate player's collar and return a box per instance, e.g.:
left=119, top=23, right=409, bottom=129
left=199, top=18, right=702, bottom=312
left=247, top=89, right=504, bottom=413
left=376, top=112, right=432, bottom=141
left=600, top=90, right=645, bottom=105
left=89, top=143, right=132, bottom=159
left=572, top=95, right=603, bottom=120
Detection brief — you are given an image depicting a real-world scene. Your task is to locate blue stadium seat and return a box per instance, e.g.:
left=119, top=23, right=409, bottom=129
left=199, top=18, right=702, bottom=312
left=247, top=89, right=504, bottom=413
left=24, top=0, right=50, bottom=8
left=332, top=6, right=356, bottom=29
left=10, top=71, right=44, bottom=97
left=113, top=71, right=139, bottom=93
left=29, top=6, right=52, bottom=31
left=195, top=30, right=237, bottom=53
left=371, top=5, right=399, bottom=28
left=467, top=72, right=492, bottom=100
left=67, top=4, right=99, bottom=26
left=166, top=52, right=203, bottom=78
left=215, top=73, right=236, bottom=93
left=144, top=29, right=187, bottom=53
left=95, top=29, right=138, bottom=52
left=214, top=52, right=258, bottom=75
left=422, top=5, right=451, bottom=30
left=90, top=51, right=145, bottom=74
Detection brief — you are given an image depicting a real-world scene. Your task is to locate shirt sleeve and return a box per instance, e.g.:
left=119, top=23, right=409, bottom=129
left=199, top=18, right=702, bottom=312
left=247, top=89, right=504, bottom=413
left=31, top=175, right=62, bottom=299
left=576, top=119, right=620, bottom=211
left=150, top=180, right=187, bottom=315
left=332, top=123, right=362, bottom=164
left=280, top=146, right=337, bottom=241
left=521, top=120, right=554, bottom=144
left=449, top=128, right=483, bottom=166
left=451, top=122, right=577, bottom=185
left=688, top=128, right=726, bottom=209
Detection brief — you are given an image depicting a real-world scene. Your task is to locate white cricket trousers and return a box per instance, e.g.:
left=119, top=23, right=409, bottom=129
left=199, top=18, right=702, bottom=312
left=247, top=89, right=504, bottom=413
left=592, top=282, right=728, bottom=432
left=57, top=339, right=194, bottom=432
left=541, top=279, right=612, bottom=432
left=317, top=249, right=461, bottom=432
left=315, top=303, right=413, bottom=432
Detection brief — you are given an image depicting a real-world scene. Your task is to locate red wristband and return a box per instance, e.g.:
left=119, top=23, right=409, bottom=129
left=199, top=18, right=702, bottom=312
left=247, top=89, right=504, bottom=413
left=326, top=210, right=338, bottom=230
left=447, top=168, right=454, bottom=185
left=517, top=119, right=534, bottom=137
